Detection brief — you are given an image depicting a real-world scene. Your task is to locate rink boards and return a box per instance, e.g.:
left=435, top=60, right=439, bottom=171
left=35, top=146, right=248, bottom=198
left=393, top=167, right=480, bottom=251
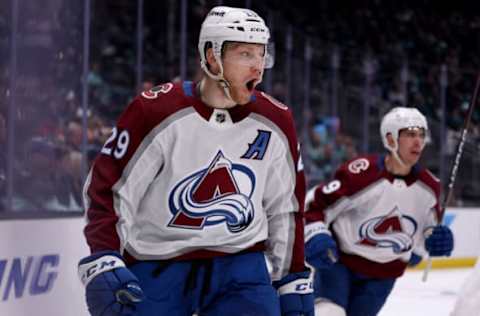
left=0, top=208, right=479, bottom=316
left=411, top=207, right=480, bottom=270
left=0, top=217, right=90, bottom=316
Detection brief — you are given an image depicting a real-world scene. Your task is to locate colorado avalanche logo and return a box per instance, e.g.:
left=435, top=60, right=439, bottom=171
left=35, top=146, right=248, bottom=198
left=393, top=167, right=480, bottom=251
left=348, top=158, right=369, bottom=174
left=357, top=207, right=417, bottom=253
left=141, top=83, right=173, bottom=99
left=168, top=151, right=256, bottom=233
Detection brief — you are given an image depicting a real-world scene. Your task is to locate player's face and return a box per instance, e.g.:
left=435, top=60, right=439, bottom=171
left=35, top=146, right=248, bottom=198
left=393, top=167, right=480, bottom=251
left=222, top=42, right=265, bottom=105
left=397, top=127, right=426, bottom=166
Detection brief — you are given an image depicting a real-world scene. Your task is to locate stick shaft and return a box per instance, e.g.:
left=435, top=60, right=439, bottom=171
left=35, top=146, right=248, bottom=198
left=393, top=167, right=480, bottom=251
left=438, top=72, right=480, bottom=222
left=423, top=71, right=480, bottom=282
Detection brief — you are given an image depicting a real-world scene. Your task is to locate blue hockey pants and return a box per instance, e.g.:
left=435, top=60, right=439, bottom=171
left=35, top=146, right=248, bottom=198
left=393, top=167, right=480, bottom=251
left=129, top=251, right=281, bottom=316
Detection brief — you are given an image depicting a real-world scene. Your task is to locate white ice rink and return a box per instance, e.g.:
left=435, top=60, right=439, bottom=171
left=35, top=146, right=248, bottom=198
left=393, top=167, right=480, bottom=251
left=379, top=268, right=472, bottom=316
left=314, top=268, right=474, bottom=316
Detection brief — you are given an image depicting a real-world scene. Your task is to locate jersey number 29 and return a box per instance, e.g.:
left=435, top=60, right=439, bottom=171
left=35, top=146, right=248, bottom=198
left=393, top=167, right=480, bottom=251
left=101, top=127, right=130, bottom=159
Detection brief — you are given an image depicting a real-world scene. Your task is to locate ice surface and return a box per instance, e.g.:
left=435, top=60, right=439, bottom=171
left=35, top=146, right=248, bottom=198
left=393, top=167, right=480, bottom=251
left=314, top=268, right=474, bottom=316
left=380, top=268, right=472, bottom=316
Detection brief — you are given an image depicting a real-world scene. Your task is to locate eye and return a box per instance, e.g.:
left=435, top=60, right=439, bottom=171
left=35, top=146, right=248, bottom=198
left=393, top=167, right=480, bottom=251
left=240, top=51, right=251, bottom=58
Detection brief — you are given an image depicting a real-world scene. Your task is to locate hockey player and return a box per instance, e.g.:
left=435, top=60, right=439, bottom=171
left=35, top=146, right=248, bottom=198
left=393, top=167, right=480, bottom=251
left=77, top=6, right=314, bottom=316
left=304, top=107, right=454, bottom=316
left=450, top=258, right=480, bottom=316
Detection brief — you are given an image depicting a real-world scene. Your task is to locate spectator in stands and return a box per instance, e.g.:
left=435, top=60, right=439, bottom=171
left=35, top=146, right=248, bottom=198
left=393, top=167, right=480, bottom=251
left=305, top=122, right=334, bottom=183
left=65, top=119, right=83, bottom=151
left=58, top=149, right=83, bottom=210
left=13, top=137, right=59, bottom=210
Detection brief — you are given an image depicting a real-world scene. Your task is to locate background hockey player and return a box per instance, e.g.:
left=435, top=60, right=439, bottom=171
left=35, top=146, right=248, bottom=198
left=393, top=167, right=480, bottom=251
left=77, top=6, right=314, bottom=316
left=304, top=107, right=454, bottom=316
left=450, top=258, right=480, bottom=316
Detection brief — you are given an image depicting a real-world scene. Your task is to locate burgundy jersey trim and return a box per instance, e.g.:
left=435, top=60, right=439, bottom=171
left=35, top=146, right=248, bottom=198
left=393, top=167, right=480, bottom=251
left=85, top=83, right=306, bottom=276
left=124, top=242, right=266, bottom=265
left=339, top=251, right=408, bottom=278
left=307, top=154, right=439, bottom=216
left=417, top=169, right=442, bottom=221
left=185, top=81, right=254, bottom=123
left=85, top=82, right=193, bottom=253
left=251, top=91, right=307, bottom=273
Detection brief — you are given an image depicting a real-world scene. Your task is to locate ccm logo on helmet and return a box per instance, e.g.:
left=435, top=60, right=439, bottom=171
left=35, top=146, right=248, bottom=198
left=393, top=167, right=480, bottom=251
left=250, top=27, right=266, bottom=32
left=208, top=10, right=225, bottom=17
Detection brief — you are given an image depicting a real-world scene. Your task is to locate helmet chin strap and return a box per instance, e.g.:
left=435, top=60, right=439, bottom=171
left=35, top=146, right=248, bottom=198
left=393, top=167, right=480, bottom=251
left=389, top=140, right=407, bottom=168
left=389, top=135, right=426, bottom=169
left=218, top=78, right=235, bottom=103
left=201, top=45, right=267, bottom=105
left=391, top=150, right=407, bottom=168
left=202, top=54, right=236, bottom=104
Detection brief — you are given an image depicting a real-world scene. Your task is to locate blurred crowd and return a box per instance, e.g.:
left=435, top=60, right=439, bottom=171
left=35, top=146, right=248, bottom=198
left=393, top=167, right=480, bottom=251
left=1, top=0, right=480, bottom=211
left=305, top=1, right=480, bottom=122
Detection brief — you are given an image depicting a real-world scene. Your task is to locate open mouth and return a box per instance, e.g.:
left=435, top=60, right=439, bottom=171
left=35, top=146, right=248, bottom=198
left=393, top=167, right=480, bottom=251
left=246, top=79, right=256, bottom=92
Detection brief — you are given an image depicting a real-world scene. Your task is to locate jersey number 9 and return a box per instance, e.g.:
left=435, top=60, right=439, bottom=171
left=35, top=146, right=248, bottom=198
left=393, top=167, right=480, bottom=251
left=322, top=180, right=341, bottom=194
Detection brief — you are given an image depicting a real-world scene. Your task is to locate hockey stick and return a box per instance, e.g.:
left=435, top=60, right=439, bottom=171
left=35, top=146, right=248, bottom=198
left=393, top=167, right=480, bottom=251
left=422, top=71, right=480, bottom=282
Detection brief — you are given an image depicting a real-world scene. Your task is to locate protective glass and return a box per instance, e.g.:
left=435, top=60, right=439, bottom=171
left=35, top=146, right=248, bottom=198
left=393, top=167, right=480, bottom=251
left=265, top=42, right=275, bottom=69
left=223, top=42, right=275, bottom=69
left=399, top=126, right=430, bottom=145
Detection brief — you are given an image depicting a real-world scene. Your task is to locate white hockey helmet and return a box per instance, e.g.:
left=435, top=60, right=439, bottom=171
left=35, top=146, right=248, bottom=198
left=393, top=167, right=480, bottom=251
left=380, top=106, right=428, bottom=153
left=198, top=6, right=272, bottom=81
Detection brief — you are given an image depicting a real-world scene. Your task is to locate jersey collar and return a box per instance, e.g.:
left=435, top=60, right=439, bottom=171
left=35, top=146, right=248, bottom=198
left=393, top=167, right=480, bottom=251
left=377, top=154, right=420, bottom=186
left=182, top=81, right=255, bottom=123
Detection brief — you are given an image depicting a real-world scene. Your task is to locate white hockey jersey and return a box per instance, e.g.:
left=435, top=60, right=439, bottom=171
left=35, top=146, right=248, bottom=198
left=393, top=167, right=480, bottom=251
left=305, top=155, right=441, bottom=278
left=83, top=81, right=306, bottom=280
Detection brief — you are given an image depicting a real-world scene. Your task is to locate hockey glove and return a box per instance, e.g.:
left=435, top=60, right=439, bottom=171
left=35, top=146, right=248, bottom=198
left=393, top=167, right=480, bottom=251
left=78, top=251, right=144, bottom=316
left=273, top=271, right=315, bottom=316
left=408, top=252, right=423, bottom=267
left=425, top=225, right=454, bottom=257
left=305, top=221, right=338, bottom=270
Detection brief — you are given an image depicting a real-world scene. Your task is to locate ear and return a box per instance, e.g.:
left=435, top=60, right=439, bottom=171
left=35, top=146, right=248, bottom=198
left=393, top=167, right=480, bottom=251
left=206, top=48, right=220, bottom=75
left=386, top=133, right=396, bottom=148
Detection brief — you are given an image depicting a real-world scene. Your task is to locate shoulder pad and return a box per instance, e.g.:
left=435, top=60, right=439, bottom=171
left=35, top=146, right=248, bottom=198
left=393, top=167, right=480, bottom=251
left=425, top=169, right=440, bottom=183
left=259, top=91, right=289, bottom=110
left=418, top=168, right=441, bottom=197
